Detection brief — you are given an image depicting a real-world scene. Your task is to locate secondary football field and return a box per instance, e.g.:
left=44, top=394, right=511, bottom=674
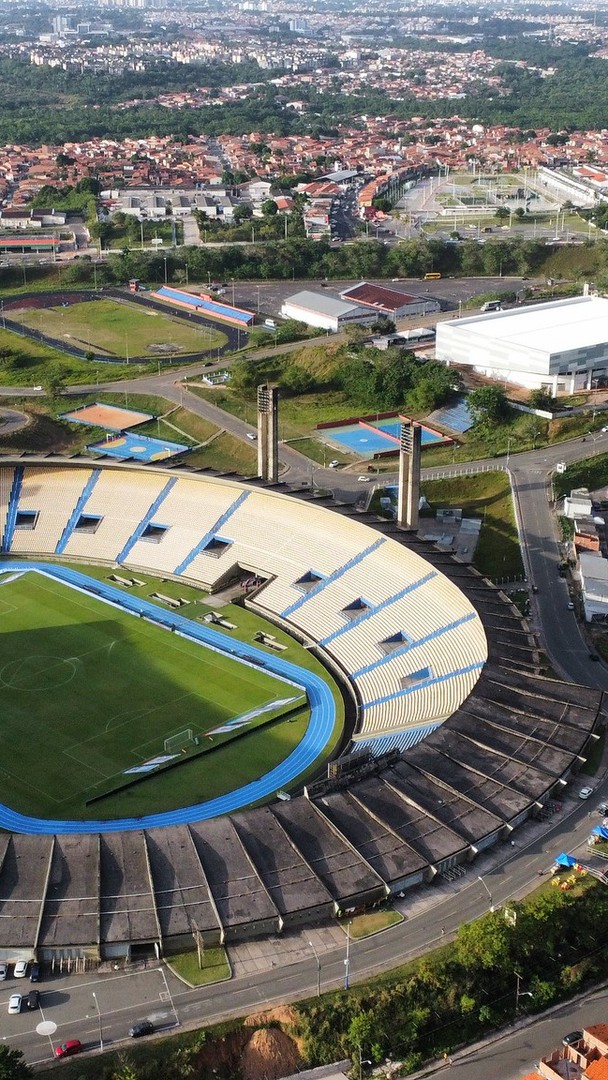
left=0, top=572, right=309, bottom=821
left=11, top=297, right=227, bottom=358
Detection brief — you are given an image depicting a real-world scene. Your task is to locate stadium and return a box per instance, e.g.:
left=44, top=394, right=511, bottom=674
left=0, top=458, right=601, bottom=963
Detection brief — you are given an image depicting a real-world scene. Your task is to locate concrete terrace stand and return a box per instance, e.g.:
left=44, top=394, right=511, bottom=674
left=0, top=458, right=602, bottom=963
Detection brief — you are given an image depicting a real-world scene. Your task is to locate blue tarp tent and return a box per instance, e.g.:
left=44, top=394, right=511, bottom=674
left=555, top=853, right=578, bottom=868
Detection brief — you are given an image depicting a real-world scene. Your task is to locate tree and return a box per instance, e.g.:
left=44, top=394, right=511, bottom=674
left=261, top=199, right=278, bottom=216
left=232, top=204, right=253, bottom=224
left=528, top=388, right=555, bottom=410
left=0, top=1045, right=33, bottom=1080
left=43, top=364, right=68, bottom=401
left=468, top=385, right=510, bottom=427
left=494, top=206, right=509, bottom=222
left=455, top=912, right=512, bottom=973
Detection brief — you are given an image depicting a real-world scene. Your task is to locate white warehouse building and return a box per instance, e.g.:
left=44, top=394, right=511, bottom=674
left=435, top=296, right=608, bottom=394
left=280, top=290, right=378, bottom=332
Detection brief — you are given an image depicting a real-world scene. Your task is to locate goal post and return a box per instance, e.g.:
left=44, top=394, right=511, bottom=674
left=164, top=728, right=195, bottom=754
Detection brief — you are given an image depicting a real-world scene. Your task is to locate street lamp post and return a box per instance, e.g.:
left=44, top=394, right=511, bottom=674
left=478, top=875, right=494, bottom=912
left=344, top=921, right=351, bottom=990
left=92, top=991, right=103, bottom=1052
left=163, top=256, right=168, bottom=285
left=506, top=437, right=512, bottom=467
left=158, top=965, right=180, bottom=1027
left=308, top=940, right=321, bottom=997
left=514, top=970, right=533, bottom=1015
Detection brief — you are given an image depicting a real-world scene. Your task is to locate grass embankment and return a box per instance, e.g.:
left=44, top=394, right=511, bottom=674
left=0, top=327, right=149, bottom=386
left=419, top=472, right=524, bottom=580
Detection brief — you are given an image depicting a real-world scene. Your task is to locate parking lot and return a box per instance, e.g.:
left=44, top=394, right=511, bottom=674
left=1, top=963, right=180, bottom=1067
left=231, top=275, right=525, bottom=323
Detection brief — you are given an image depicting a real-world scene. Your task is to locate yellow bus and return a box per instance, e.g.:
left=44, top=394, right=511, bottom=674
left=423, top=272, right=442, bottom=280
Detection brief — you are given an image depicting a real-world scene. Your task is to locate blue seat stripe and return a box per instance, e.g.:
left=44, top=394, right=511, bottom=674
left=360, top=660, right=485, bottom=710
left=351, top=611, right=477, bottom=678
left=319, top=570, right=437, bottom=646
left=116, top=477, right=177, bottom=564
left=281, top=537, right=386, bottom=619
left=354, top=723, right=442, bottom=755
left=55, top=469, right=101, bottom=555
left=1, top=466, right=23, bottom=553
left=174, top=490, right=249, bottom=575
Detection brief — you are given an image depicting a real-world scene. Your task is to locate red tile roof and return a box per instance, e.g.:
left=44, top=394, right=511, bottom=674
left=341, top=282, right=419, bottom=311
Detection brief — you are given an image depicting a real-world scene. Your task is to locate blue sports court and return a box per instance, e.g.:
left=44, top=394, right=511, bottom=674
left=322, top=416, right=444, bottom=457
left=88, top=432, right=189, bottom=462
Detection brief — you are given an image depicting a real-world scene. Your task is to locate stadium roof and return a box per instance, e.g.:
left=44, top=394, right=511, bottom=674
left=451, top=295, right=608, bottom=356
left=284, top=289, right=366, bottom=318
left=155, top=286, right=254, bottom=326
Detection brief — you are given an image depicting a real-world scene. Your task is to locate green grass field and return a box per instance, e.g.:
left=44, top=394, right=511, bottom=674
left=0, top=571, right=312, bottom=821
left=11, top=297, right=227, bottom=359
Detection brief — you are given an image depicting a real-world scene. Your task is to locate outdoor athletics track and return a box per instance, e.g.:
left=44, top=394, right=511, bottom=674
left=0, top=563, right=337, bottom=836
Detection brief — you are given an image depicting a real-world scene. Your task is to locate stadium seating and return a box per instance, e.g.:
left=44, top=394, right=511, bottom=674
left=10, top=467, right=96, bottom=555
left=0, top=464, right=488, bottom=742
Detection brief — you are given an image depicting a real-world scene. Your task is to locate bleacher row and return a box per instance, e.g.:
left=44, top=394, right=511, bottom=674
left=0, top=462, right=487, bottom=739
left=0, top=459, right=602, bottom=957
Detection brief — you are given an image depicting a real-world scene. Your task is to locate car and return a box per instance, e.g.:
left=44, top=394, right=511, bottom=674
left=567, top=602, right=574, bottom=610
left=589, top=653, right=600, bottom=661
left=598, top=802, right=608, bottom=815
left=55, top=1040, right=82, bottom=1059
left=0, top=962, right=7, bottom=980
left=579, top=786, right=594, bottom=800
left=246, top=432, right=257, bottom=441
left=14, top=960, right=27, bottom=978
left=328, top=460, right=340, bottom=468
left=563, top=1031, right=583, bottom=1047
left=129, top=1020, right=154, bottom=1038
left=29, top=962, right=40, bottom=983
left=8, top=994, right=22, bottom=1015
left=26, top=990, right=40, bottom=1010
left=357, top=476, right=370, bottom=482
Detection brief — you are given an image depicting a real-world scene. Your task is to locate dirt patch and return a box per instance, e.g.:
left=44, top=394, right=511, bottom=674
left=244, top=1006, right=299, bottom=1029
left=148, top=342, right=184, bottom=353
left=240, top=1027, right=302, bottom=1080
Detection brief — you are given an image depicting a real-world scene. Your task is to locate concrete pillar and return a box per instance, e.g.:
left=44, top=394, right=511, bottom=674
left=397, top=422, right=422, bottom=530
left=257, top=383, right=279, bottom=483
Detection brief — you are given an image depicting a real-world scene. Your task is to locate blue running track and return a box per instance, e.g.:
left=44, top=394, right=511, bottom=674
left=0, top=563, right=338, bottom=835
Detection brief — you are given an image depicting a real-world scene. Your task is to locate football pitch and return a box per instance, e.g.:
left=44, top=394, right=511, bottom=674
left=12, top=298, right=227, bottom=359
left=0, top=572, right=308, bottom=821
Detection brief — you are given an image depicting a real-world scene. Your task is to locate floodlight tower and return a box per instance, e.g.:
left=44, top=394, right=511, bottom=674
left=397, top=421, right=422, bottom=530
left=257, top=383, right=279, bottom=483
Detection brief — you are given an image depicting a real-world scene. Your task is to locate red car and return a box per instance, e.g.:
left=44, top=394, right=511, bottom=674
left=55, top=1040, right=82, bottom=1059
